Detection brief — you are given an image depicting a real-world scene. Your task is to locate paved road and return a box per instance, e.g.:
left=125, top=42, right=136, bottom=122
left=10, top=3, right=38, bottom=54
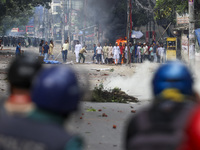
left=67, top=101, right=150, bottom=150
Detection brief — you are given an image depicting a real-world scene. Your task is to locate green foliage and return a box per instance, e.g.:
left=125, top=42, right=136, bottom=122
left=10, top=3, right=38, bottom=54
left=154, top=0, right=200, bottom=24
left=92, top=84, right=138, bottom=103
left=0, top=0, right=52, bottom=35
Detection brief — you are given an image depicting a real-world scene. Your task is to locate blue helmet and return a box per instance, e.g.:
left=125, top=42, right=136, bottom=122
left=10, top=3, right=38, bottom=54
left=152, top=61, right=194, bottom=96
left=31, top=66, right=81, bottom=115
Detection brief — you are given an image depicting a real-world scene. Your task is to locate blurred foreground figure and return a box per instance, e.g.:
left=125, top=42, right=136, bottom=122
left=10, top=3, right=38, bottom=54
left=0, top=65, right=83, bottom=150
left=125, top=61, right=200, bottom=150
left=4, top=55, right=41, bottom=114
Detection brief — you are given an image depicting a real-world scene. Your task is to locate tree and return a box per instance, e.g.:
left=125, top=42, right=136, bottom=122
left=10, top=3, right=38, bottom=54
left=0, top=0, right=52, bottom=35
left=154, top=0, right=200, bottom=27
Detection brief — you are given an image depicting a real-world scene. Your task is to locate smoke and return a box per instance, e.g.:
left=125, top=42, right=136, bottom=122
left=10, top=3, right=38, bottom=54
left=104, top=61, right=159, bottom=101
left=86, top=0, right=127, bottom=43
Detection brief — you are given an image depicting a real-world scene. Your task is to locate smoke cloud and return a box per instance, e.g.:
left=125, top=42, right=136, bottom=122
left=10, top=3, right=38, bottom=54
left=104, top=61, right=159, bottom=101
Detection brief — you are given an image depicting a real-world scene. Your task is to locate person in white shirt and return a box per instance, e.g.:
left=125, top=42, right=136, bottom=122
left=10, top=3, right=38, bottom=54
left=160, top=44, right=165, bottom=63
left=75, top=41, right=82, bottom=63
left=62, top=40, right=69, bottom=63
left=157, top=45, right=162, bottom=63
left=136, top=43, right=141, bottom=63
left=143, top=43, right=149, bottom=61
left=96, top=43, right=103, bottom=64
left=103, top=43, right=109, bottom=64
left=112, top=43, right=120, bottom=64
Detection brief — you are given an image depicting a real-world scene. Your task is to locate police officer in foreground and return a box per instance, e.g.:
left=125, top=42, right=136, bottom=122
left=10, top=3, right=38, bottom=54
left=0, top=65, right=83, bottom=150
left=4, top=55, right=42, bottom=115
left=125, top=61, right=200, bottom=150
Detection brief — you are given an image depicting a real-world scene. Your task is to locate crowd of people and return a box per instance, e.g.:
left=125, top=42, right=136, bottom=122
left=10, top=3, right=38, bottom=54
left=14, top=38, right=166, bottom=65
left=91, top=41, right=166, bottom=65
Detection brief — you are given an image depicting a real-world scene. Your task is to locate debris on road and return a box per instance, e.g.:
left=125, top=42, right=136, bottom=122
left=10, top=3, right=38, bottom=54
left=91, top=68, right=113, bottom=72
left=92, top=84, right=138, bottom=103
left=113, top=125, right=117, bottom=129
left=131, top=110, right=136, bottom=113
left=102, top=113, right=108, bottom=117
left=86, top=107, right=97, bottom=112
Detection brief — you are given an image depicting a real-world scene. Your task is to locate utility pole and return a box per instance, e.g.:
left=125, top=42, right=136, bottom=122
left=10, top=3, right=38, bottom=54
left=126, top=0, right=131, bottom=64
left=61, top=0, right=65, bottom=45
left=189, top=0, right=195, bottom=63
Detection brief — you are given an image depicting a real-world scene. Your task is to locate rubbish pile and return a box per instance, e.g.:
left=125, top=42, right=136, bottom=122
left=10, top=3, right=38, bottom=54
left=92, top=84, right=138, bottom=103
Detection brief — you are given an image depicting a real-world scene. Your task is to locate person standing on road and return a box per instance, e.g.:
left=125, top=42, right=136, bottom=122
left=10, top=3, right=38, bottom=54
left=48, top=40, right=55, bottom=60
left=62, top=40, right=69, bottom=63
left=39, top=40, right=44, bottom=56
left=0, top=39, right=3, bottom=50
left=92, top=44, right=97, bottom=63
left=149, top=44, right=154, bottom=62
left=15, top=42, right=21, bottom=57
left=43, top=41, right=49, bottom=60
left=75, top=41, right=82, bottom=63
left=153, top=42, right=157, bottom=63
left=140, top=44, right=144, bottom=63
left=112, top=43, right=120, bottom=65
left=130, top=43, right=134, bottom=63
left=143, top=43, right=149, bottom=61
left=118, top=43, right=124, bottom=64
left=157, top=44, right=161, bottom=63
left=79, top=46, right=87, bottom=63
left=160, top=44, right=165, bottom=63
left=96, top=43, right=103, bottom=64
left=103, top=43, right=109, bottom=64
left=108, top=43, right=113, bottom=64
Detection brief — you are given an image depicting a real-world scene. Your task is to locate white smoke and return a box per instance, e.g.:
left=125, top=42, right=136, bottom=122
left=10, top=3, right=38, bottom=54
left=104, top=61, right=159, bottom=101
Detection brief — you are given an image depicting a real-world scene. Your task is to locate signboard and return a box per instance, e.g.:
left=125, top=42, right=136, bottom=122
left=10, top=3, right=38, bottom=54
left=166, top=50, right=176, bottom=60
left=177, top=13, right=189, bottom=25
left=166, top=37, right=177, bottom=60
left=11, top=28, right=19, bottom=33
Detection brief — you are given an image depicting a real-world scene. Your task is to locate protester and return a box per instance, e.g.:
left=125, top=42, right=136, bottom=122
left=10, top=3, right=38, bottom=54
left=153, top=42, right=157, bottom=63
left=143, top=43, right=149, bottom=61
left=103, top=43, right=109, bottom=64
left=92, top=44, right=97, bottom=63
left=140, top=44, right=144, bottom=63
left=48, top=40, right=55, bottom=60
left=0, top=39, right=3, bottom=50
left=121, top=43, right=128, bottom=64
left=108, top=43, right=113, bottom=64
left=62, top=40, right=69, bottom=63
left=149, top=44, right=154, bottom=62
left=157, top=44, right=161, bottom=63
left=75, top=41, right=82, bottom=63
left=160, top=44, right=165, bottom=63
left=43, top=41, right=49, bottom=60
left=79, top=46, right=87, bottom=63
left=39, top=40, right=44, bottom=56
left=4, top=55, right=42, bottom=115
left=125, top=61, right=199, bottom=150
left=112, top=43, right=120, bottom=65
left=118, top=43, right=124, bottom=64
left=96, top=43, right=103, bottom=64
left=130, top=43, right=135, bottom=63
left=134, top=42, right=139, bottom=63
left=15, top=42, right=21, bottom=57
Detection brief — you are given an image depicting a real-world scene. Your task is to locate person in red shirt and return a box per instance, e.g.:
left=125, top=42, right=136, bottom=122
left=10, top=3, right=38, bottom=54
left=118, top=42, right=123, bottom=64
